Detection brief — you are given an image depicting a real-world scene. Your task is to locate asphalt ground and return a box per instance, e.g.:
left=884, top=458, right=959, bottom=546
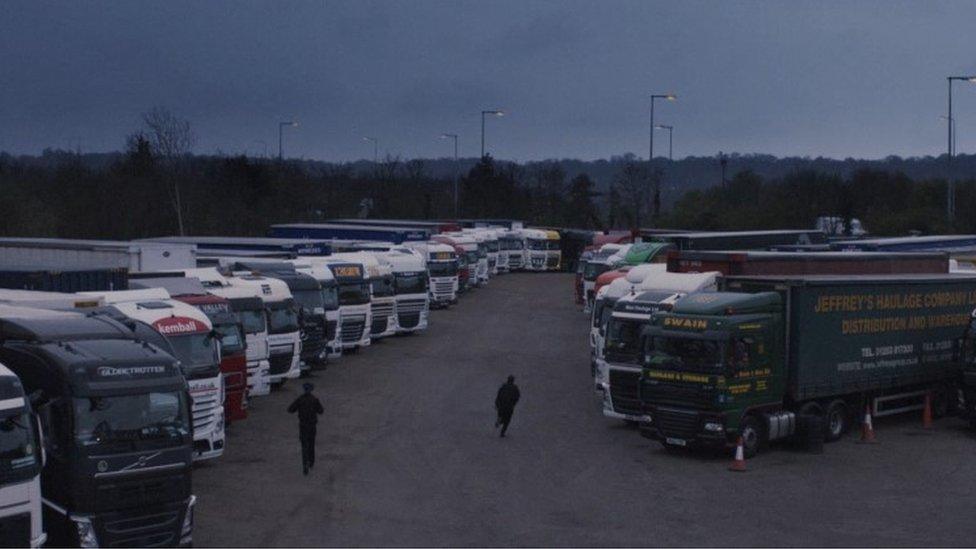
left=194, top=272, right=976, bottom=547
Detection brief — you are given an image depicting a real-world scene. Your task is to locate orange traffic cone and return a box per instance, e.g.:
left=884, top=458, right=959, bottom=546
left=858, top=404, right=878, bottom=444
left=728, top=437, right=747, bottom=472
left=922, top=392, right=933, bottom=429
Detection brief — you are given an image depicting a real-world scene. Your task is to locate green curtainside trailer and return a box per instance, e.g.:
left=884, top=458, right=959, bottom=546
left=638, top=273, right=976, bottom=457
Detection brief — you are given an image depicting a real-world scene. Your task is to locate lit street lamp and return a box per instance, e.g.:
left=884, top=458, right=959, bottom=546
left=278, top=121, right=299, bottom=161
left=363, top=136, right=378, bottom=163
left=946, top=76, right=976, bottom=221
left=481, top=110, right=504, bottom=158
left=649, top=93, right=676, bottom=163
left=654, top=124, right=674, bottom=161
left=440, top=133, right=460, bottom=217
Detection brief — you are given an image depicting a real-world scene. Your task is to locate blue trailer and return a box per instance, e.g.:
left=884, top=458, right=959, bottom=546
left=141, top=236, right=333, bottom=256
left=269, top=223, right=431, bottom=244
left=830, top=235, right=976, bottom=253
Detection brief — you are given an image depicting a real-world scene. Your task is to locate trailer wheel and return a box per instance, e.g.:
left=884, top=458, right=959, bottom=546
left=739, top=415, right=764, bottom=459
left=823, top=400, right=848, bottom=442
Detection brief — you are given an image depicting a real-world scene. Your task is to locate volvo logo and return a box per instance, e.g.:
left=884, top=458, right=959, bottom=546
left=97, top=460, right=108, bottom=473
left=120, top=451, right=162, bottom=472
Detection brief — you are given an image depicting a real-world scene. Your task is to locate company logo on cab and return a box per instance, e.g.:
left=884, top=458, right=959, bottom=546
left=153, top=316, right=208, bottom=335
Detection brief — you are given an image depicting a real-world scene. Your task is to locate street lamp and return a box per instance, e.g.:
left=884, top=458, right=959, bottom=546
left=278, top=121, right=299, bottom=161
left=481, top=110, right=504, bottom=158
left=946, top=76, right=976, bottom=221
left=363, top=136, right=378, bottom=163
left=649, top=93, right=676, bottom=163
left=440, top=133, right=460, bottom=217
left=654, top=124, right=674, bottom=161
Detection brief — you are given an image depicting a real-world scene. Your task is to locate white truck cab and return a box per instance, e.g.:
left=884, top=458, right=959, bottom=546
left=403, top=241, right=459, bottom=307
left=285, top=260, right=344, bottom=358
left=522, top=228, right=550, bottom=271
left=0, top=365, right=45, bottom=547
left=316, top=257, right=373, bottom=350
left=222, top=274, right=302, bottom=385
left=582, top=244, right=631, bottom=312
left=180, top=267, right=273, bottom=397
left=330, top=252, right=396, bottom=340
left=599, top=271, right=720, bottom=423
left=498, top=230, right=525, bottom=271
left=385, top=249, right=430, bottom=334
left=80, top=288, right=226, bottom=460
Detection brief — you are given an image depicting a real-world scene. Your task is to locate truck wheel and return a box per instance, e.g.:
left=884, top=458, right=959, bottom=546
left=823, top=400, right=848, bottom=442
left=739, top=415, right=764, bottom=459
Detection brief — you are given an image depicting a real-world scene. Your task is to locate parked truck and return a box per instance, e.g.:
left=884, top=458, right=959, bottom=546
left=317, top=258, right=373, bottom=350
left=0, top=305, right=196, bottom=547
left=499, top=230, right=526, bottom=271
left=639, top=274, right=976, bottom=457
left=432, top=235, right=480, bottom=288
left=386, top=250, right=430, bottom=334
left=403, top=241, right=459, bottom=307
left=223, top=274, right=302, bottom=384
left=0, top=365, right=45, bottom=547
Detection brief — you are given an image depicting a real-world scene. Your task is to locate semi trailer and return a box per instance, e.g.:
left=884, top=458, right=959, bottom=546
left=666, top=250, right=949, bottom=276
left=639, top=273, right=976, bottom=457
left=269, top=223, right=431, bottom=244
left=0, top=305, right=196, bottom=547
left=645, top=230, right=829, bottom=251
left=0, top=238, right=196, bottom=272
left=142, top=236, right=333, bottom=257
left=0, top=267, right=129, bottom=292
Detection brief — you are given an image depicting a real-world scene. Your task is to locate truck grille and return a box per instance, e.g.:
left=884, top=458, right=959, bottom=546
left=94, top=472, right=189, bottom=513
left=371, top=316, right=388, bottom=335
left=654, top=407, right=700, bottom=440
left=531, top=257, right=545, bottom=268
left=508, top=254, right=523, bottom=268
left=300, top=320, right=327, bottom=358
left=609, top=369, right=642, bottom=416
left=325, top=319, right=337, bottom=341
left=0, top=512, right=29, bottom=547
left=641, top=380, right=715, bottom=408
left=191, top=386, right=221, bottom=432
left=340, top=315, right=366, bottom=343
left=268, top=347, right=294, bottom=375
left=433, top=280, right=455, bottom=300
left=397, top=299, right=426, bottom=329
left=546, top=255, right=559, bottom=268
left=96, top=501, right=187, bottom=547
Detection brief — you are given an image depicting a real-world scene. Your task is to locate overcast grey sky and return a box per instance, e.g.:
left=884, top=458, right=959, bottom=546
left=2, top=1, right=976, bottom=162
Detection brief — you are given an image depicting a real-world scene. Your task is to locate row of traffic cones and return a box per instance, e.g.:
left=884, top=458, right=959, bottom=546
left=728, top=392, right=936, bottom=471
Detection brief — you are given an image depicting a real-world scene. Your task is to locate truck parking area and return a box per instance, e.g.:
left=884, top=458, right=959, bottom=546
left=193, top=273, right=976, bottom=547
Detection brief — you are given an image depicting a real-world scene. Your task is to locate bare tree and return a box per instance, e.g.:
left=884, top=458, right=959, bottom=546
left=405, top=159, right=426, bottom=183
left=140, top=107, right=195, bottom=235
left=615, top=161, right=649, bottom=229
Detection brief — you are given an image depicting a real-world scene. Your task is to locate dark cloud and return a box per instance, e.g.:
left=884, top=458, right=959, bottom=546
left=1, top=1, right=975, bottom=161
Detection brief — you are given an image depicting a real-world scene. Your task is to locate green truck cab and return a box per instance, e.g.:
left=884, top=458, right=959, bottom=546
left=639, top=274, right=976, bottom=457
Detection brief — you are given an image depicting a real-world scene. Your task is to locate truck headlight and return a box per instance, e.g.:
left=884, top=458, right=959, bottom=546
left=181, top=495, right=197, bottom=542
left=703, top=422, right=724, bottom=432
left=74, top=518, right=98, bottom=548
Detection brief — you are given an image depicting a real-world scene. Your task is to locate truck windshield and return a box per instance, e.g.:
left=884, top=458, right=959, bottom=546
left=547, top=240, right=561, bottom=250
left=428, top=262, right=457, bottom=277
left=338, top=283, right=371, bottom=305
left=214, top=322, right=245, bottom=354
left=395, top=272, right=428, bottom=295
left=527, top=239, right=547, bottom=251
left=236, top=308, right=266, bottom=335
left=506, top=239, right=524, bottom=250
left=268, top=304, right=300, bottom=334
left=74, top=392, right=190, bottom=449
left=0, top=409, right=39, bottom=482
left=167, top=333, right=220, bottom=377
left=605, top=318, right=644, bottom=363
left=647, top=336, right=724, bottom=372
left=592, top=298, right=617, bottom=329
left=321, top=286, right=340, bottom=310
left=464, top=251, right=479, bottom=264
left=370, top=276, right=395, bottom=298
left=583, top=263, right=612, bottom=281
left=292, top=289, right=324, bottom=314
left=486, top=241, right=499, bottom=253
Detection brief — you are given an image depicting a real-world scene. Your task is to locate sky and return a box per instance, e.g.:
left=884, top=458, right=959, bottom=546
left=2, top=1, right=976, bottom=162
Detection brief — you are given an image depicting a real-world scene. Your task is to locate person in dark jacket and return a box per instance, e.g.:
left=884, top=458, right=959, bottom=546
left=494, top=375, right=521, bottom=437
left=287, top=382, right=324, bottom=475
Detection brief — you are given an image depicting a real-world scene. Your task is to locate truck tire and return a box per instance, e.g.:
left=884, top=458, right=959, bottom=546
left=823, top=400, right=849, bottom=442
left=739, top=415, right=764, bottom=459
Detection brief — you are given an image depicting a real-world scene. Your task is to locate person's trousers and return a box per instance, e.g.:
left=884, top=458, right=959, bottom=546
left=497, top=408, right=514, bottom=435
left=300, top=425, right=317, bottom=468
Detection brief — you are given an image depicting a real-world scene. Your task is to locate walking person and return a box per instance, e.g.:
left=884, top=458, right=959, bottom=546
left=287, top=382, right=324, bottom=475
left=494, top=375, right=520, bottom=438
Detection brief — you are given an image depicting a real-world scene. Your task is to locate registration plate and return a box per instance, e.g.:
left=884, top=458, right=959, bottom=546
left=666, top=437, right=687, bottom=447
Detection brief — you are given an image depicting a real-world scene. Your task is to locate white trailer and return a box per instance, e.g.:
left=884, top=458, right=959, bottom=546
left=0, top=238, right=196, bottom=272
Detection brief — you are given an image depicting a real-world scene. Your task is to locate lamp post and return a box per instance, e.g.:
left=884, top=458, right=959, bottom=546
left=649, top=94, right=676, bottom=164
left=481, top=110, right=504, bottom=158
left=278, top=121, right=298, bottom=161
left=363, top=136, right=378, bottom=163
left=654, top=124, right=674, bottom=161
left=440, top=133, right=460, bottom=217
left=946, top=76, right=976, bottom=222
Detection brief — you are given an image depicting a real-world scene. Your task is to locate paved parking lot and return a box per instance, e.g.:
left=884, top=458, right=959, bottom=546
left=194, top=273, right=976, bottom=547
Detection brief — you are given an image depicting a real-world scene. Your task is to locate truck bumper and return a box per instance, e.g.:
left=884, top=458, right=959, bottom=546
left=645, top=406, right=731, bottom=449
left=601, top=388, right=652, bottom=423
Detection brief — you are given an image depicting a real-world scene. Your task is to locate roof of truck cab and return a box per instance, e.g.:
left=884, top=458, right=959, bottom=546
left=672, top=292, right=781, bottom=316
left=624, top=242, right=672, bottom=264
left=0, top=289, right=104, bottom=310
left=129, top=277, right=209, bottom=297
left=226, top=274, right=294, bottom=301
left=625, top=263, right=666, bottom=284
left=0, top=305, right=133, bottom=342
left=639, top=270, right=721, bottom=293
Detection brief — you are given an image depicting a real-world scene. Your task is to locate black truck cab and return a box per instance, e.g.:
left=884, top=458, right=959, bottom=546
left=0, top=305, right=195, bottom=547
